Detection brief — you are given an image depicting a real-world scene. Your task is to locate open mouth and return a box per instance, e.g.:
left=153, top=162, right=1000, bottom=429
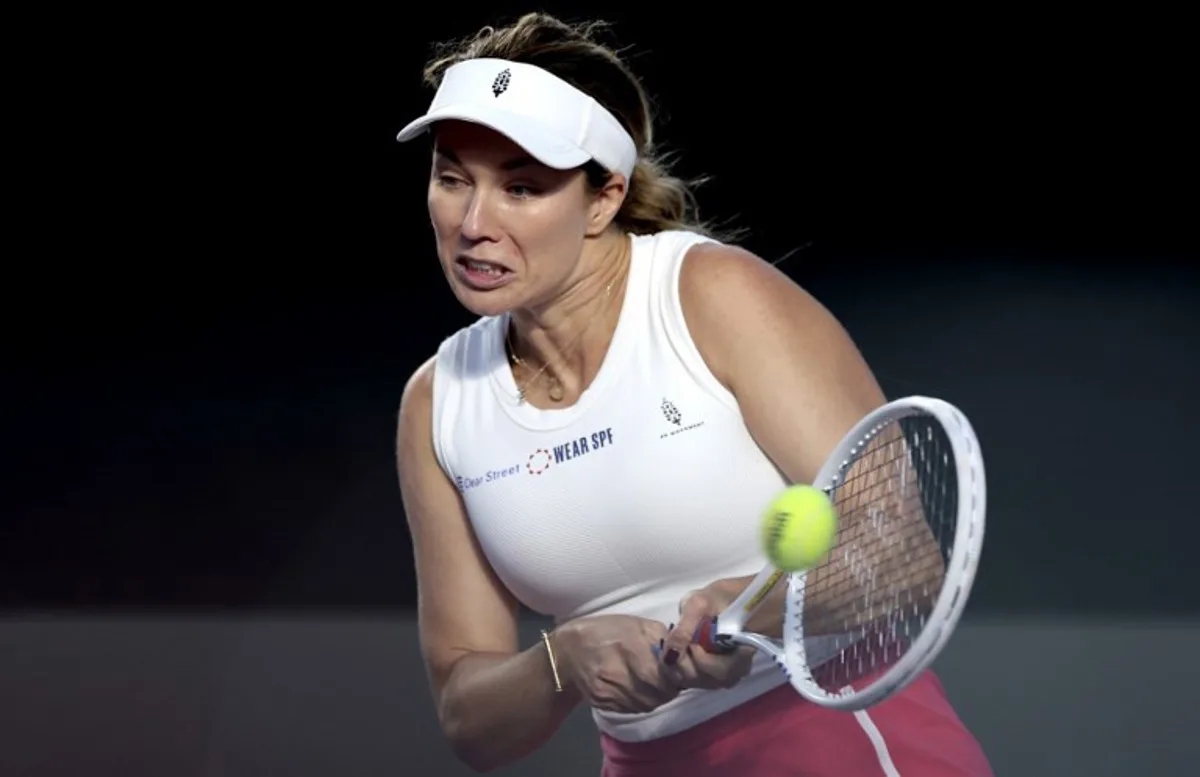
left=455, top=257, right=513, bottom=289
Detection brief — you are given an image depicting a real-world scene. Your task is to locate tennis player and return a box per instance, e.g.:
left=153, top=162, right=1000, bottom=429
left=395, top=12, right=994, bottom=776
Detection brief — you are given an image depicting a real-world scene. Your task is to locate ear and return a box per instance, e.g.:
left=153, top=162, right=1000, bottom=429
left=585, top=171, right=628, bottom=237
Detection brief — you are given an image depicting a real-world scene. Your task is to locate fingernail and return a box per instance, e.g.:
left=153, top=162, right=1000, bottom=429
left=664, top=649, right=679, bottom=666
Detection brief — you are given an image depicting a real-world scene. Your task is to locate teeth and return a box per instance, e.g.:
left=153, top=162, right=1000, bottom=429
left=467, top=260, right=502, bottom=275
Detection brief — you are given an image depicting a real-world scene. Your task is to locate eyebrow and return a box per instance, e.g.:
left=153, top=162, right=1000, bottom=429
left=435, top=148, right=539, bottom=171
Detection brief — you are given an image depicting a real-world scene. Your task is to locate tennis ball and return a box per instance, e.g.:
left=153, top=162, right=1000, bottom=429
left=760, top=485, right=839, bottom=572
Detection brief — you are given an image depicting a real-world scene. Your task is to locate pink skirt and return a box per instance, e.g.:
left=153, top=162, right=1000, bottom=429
left=600, top=670, right=993, bottom=777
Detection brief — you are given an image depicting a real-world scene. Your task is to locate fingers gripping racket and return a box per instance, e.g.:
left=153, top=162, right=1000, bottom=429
left=696, top=395, right=986, bottom=711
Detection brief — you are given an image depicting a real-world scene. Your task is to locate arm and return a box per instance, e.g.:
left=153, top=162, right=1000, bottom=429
left=397, top=358, right=579, bottom=772
left=675, top=243, right=891, bottom=638
left=679, top=243, right=887, bottom=482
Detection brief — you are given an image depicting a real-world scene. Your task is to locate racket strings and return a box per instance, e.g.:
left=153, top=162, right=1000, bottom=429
left=797, top=414, right=959, bottom=692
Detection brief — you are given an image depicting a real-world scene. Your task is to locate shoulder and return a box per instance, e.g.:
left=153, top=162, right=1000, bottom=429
left=396, top=315, right=499, bottom=419
left=397, top=354, right=438, bottom=448
left=676, top=241, right=882, bottom=405
left=675, top=242, right=886, bottom=481
left=676, top=241, right=838, bottom=385
left=426, top=314, right=503, bottom=382
left=677, top=240, right=787, bottom=308
left=402, top=353, right=438, bottom=405
left=397, top=314, right=499, bottom=474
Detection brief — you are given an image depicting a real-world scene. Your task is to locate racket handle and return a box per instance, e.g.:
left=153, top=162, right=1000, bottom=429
left=694, top=616, right=736, bottom=654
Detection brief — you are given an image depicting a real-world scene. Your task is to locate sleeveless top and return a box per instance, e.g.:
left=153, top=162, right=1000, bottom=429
left=429, top=229, right=790, bottom=742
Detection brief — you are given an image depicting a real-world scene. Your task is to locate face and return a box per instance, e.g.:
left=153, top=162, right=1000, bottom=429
left=427, top=120, right=625, bottom=317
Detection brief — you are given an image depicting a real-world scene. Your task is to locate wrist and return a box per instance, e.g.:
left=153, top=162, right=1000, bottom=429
left=539, top=629, right=565, bottom=692
left=540, top=626, right=582, bottom=704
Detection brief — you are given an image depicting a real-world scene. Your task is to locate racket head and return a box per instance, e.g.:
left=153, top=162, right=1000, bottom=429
left=777, top=395, right=986, bottom=710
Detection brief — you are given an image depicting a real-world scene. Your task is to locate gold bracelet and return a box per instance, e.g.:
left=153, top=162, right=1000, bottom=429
left=540, top=629, right=564, bottom=693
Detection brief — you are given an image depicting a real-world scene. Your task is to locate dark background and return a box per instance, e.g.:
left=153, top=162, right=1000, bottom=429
left=2, top=5, right=1198, bottom=774
left=5, top=4, right=1194, bottom=616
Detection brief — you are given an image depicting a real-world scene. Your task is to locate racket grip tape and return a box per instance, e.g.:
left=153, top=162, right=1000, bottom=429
left=694, top=616, right=736, bottom=654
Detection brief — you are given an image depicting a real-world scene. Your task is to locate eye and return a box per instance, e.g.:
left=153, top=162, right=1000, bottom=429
left=435, top=173, right=465, bottom=189
left=507, top=183, right=540, bottom=198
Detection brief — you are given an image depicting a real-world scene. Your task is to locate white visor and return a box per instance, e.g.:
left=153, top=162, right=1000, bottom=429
left=396, top=58, right=638, bottom=180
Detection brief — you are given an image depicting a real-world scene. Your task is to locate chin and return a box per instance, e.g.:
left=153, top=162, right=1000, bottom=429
left=448, top=282, right=519, bottom=319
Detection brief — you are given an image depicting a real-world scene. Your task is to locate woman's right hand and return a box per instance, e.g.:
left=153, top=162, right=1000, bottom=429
left=550, top=615, right=681, bottom=715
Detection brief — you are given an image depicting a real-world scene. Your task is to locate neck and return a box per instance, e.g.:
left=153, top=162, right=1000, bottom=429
left=508, top=232, right=631, bottom=395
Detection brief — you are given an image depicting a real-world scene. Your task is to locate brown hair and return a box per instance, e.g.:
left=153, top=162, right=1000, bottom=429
left=422, top=13, right=730, bottom=238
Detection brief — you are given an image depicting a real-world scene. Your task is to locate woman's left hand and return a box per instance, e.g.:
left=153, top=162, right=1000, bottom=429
left=659, top=583, right=756, bottom=691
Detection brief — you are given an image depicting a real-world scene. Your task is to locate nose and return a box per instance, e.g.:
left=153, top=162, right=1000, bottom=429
left=460, top=188, right=500, bottom=243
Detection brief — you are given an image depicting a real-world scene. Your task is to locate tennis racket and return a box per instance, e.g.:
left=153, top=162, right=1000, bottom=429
left=695, top=395, right=986, bottom=711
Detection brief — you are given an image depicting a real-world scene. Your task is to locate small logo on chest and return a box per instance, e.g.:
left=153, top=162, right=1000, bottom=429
left=659, top=398, right=705, bottom=439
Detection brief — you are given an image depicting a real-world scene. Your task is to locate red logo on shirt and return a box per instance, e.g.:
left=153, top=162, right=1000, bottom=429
left=526, top=448, right=552, bottom=475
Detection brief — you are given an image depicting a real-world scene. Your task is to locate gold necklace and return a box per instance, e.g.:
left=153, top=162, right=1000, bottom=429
left=506, top=278, right=617, bottom=405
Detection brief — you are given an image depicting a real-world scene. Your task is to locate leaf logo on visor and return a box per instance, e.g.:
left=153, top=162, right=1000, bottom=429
left=492, top=68, right=511, bottom=97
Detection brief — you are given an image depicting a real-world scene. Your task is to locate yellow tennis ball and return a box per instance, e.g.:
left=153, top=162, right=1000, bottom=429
left=760, top=485, right=839, bottom=571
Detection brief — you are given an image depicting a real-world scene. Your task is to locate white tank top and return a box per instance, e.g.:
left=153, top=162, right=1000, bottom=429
left=430, top=230, right=790, bottom=742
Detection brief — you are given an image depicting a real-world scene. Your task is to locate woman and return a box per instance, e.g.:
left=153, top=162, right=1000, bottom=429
left=395, top=12, right=993, bottom=776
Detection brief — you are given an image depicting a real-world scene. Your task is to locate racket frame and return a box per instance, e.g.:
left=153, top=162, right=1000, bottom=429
left=700, top=395, right=987, bottom=710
